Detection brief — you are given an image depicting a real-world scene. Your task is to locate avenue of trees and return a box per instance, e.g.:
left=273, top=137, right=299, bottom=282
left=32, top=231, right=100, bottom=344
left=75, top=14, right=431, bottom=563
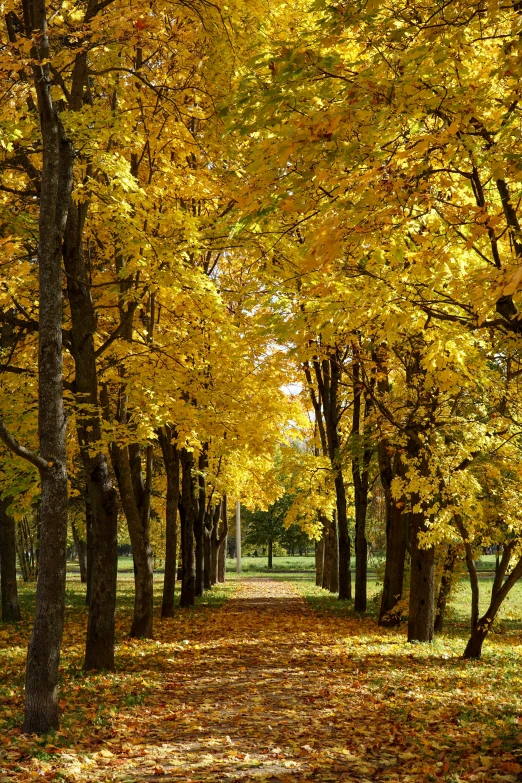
left=0, top=0, right=522, bottom=736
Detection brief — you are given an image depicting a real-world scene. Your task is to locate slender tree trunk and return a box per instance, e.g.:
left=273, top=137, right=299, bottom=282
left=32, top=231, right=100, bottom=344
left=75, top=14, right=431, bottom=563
left=0, top=498, right=21, bottom=622
left=352, top=361, right=372, bottom=613
left=217, top=496, right=228, bottom=583
left=315, top=531, right=325, bottom=587
left=464, top=552, right=522, bottom=658
left=329, top=513, right=339, bottom=594
left=71, top=521, right=87, bottom=584
left=456, top=516, right=480, bottom=632
left=17, top=522, right=28, bottom=583
left=179, top=449, right=195, bottom=607
left=158, top=427, right=179, bottom=618
left=268, top=539, right=273, bottom=569
left=434, top=544, right=458, bottom=633
left=204, top=505, right=219, bottom=591
left=194, top=450, right=207, bottom=598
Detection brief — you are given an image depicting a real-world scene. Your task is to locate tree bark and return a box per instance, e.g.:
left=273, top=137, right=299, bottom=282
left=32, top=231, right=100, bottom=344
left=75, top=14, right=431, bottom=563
left=434, top=544, right=458, bottom=633
left=157, top=427, right=179, bottom=618
left=14, top=0, right=74, bottom=732
left=379, top=449, right=409, bottom=626
left=204, top=504, right=219, bottom=590
left=179, top=448, right=196, bottom=606
left=113, top=443, right=154, bottom=637
left=352, top=359, right=372, bottom=613
left=85, top=492, right=93, bottom=606
left=0, top=498, right=21, bottom=622
left=464, top=551, right=522, bottom=658
left=408, top=504, right=435, bottom=643
left=217, top=495, right=228, bottom=583
left=194, top=449, right=207, bottom=597
left=268, top=539, right=273, bottom=569
left=64, top=195, right=119, bottom=668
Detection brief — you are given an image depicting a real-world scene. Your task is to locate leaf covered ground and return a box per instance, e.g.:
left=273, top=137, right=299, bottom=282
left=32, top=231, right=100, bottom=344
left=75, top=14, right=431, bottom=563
left=1, top=578, right=521, bottom=783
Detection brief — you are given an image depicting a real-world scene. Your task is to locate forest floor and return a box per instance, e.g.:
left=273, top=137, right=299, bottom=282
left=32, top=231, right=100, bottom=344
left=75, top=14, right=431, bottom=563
left=1, top=578, right=522, bottom=783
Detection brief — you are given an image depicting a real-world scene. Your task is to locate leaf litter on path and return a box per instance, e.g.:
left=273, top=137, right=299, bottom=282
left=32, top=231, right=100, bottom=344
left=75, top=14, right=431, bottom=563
left=1, top=578, right=521, bottom=782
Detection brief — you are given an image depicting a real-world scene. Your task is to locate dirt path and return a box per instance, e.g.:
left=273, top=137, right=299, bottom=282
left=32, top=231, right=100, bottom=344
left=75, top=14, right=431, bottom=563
left=9, top=579, right=522, bottom=782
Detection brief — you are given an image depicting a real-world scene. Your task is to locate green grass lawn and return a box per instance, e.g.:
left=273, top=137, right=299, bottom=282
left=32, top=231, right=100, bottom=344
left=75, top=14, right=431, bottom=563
left=62, top=553, right=522, bottom=634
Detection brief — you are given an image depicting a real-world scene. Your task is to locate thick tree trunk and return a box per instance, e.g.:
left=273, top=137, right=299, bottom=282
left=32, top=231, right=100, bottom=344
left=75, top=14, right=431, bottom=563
left=379, top=450, right=409, bottom=626
left=0, top=498, right=21, bottom=622
left=408, top=508, right=435, bottom=643
left=64, top=197, right=119, bottom=668
left=9, top=2, right=75, bottom=732
left=434, top=544, right=458, bottom=633
left=158, top=427, right=179, bottom=618
left=71, top=521, right=87, bottom=584
left=179, top=449, right=196, bottom=607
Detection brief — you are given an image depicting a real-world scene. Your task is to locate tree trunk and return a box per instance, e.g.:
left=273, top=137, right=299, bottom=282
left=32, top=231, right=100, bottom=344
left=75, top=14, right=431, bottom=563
left=408, top=508, right=435, bottom=643
left=379, top=449, right=409, bottom=626
left=71, top=521, right=87, bottom=584
left=64, top=194, right=119, bottom=669
left=194, top=450, right=207, bottom=598
left=113, top=443, right=154, bottom=637
left=434, top=544, right=458, bottom=633
left=0, top=1, right=76, bottom=732
left=217, top=496, right=228, bottom=584
left=0, top=498, right=21, bottom=622
left=179, top=448, right=196, bottom=607
left=352, top=361, right=372, bottom=613
left=464, top=552, right=522, bottom=658
left=268, top=539, right=273, bottom=569
left=315, top=531, right=325, bottom=587
left=85, top=493, right=93, bottom=606
left=204, top=504, right=219, bottom=591
left=158, top=427, right=179, bottom=618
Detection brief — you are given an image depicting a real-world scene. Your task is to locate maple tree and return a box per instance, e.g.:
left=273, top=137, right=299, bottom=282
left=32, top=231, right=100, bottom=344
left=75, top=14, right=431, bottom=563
left=0, top=0, right=521, bottom=761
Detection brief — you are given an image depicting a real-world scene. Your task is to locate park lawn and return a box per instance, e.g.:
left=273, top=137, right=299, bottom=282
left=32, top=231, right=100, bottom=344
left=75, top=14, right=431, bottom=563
left=0, top=571, right=522, bottom=783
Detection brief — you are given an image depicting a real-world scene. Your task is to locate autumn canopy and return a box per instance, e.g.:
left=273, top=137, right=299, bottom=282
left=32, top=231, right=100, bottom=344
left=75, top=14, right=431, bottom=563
left=0, top=0, right=521, bottom=779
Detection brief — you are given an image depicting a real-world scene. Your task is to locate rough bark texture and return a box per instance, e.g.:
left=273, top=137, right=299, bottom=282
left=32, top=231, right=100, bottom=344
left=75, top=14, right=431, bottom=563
left=379, top=449, right=409, bottom=626
left=205, top=504, right=220, bottom=590
left=158, top=427, right=179, bottom=617
left=179, top=448, right=196, bottom=607
left=434, top=544, right=458, bottom=633
left=15, top=0, right=75, bottom=732
left=0, top=498, right=21, bottom=622
left=113, top=443, right=154, bottom=637
left=85, top=493, right=93, bottom=606
left=194, top=450, right=207, bottom=598
left=64, top=194, right=119, bottom=668
left=352, top=360, right=372, bottom=613
left=408, top=505, right=435, bottom=643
